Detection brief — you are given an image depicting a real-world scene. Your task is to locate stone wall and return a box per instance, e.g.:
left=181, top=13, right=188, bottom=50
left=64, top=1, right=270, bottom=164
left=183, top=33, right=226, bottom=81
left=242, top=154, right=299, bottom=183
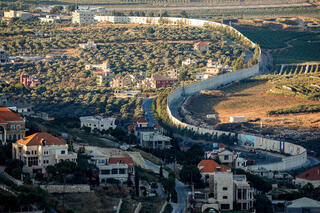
left=40, top=184, right=91, bottom=193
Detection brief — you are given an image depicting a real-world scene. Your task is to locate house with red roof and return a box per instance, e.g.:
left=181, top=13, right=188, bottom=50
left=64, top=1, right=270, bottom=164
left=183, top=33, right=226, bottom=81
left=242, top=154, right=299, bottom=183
left=295, top=167, right=320, bottom=187
left=88, top=152, right=135, bottom=183
left=194, top=41, right=210, bottom=51
left=198, top=159, right=231, bottom=177
left=0, top=107, right=26, bottom=144
left=12, top=132, right=77, bottom=175
left=151, top=75, right=176, bottom=89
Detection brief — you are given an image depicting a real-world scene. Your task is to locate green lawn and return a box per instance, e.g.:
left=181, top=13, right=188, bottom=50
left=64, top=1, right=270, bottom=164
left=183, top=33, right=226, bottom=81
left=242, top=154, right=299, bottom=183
left=272, top=39, right=320, bottom=64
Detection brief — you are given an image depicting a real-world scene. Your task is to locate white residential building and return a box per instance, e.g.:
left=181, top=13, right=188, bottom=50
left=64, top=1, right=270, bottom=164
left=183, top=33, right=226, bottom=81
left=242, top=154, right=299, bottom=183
left=196, top=73, right=213, bottom=80
left=79, top=41, right=97, bottom=49
left=88, top=151, right=135, bottom=183
left=210, top=172, right=234, bottom=211
left=80, top=114, right=117, bottom=131
left=230, top=116, right=246, bottom=123
left=39, top=15, right=61, bottom=23
left=4, top=10, right=32, bottom=20
left=198, top=160, right=254, bottom=211
left=12, top=132, right=77, bottom=175
left=233, top=175, right=254, bottom=211
left=86, top=61, right=110, bottom=71
left=129, top=118, right=171, bottom=150
left=72, top=10, right=95, bottom=24
left=182, top=58, right=197, bottom=66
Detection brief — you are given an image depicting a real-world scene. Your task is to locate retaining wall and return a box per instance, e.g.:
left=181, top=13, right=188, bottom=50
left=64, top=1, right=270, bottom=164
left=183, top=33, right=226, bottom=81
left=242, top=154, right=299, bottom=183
left=40, top=184, right=91, bottom=193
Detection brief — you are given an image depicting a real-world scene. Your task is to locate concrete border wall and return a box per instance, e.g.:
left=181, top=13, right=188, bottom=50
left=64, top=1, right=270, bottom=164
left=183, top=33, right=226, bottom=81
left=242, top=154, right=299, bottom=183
left=97, top=16, right=307, bottom=171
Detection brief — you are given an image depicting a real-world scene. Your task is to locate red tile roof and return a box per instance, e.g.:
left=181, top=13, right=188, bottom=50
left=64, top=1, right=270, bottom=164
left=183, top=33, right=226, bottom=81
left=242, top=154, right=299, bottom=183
left=198, top=160, right=230, bottom=173
left=128, top=123, right=137, bottom=132
left=297, top=167, right=320, bottom=181
left=194, top=41, right=209, bottom=47
left=154, top=125, right=162, bottom=129
left=0, top=107, right=24, bottom=123
left=109, top=157, right=134, bottom=167
left=219, top=143, right=225, bottom=149
left=137, top=117, right=147, bottom=123
left=17, top=132, right=66, bottom=146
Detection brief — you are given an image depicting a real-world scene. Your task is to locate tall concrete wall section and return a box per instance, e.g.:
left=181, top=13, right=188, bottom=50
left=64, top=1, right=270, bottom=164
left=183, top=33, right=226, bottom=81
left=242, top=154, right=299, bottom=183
left=96, top=16, right=308, bottom=171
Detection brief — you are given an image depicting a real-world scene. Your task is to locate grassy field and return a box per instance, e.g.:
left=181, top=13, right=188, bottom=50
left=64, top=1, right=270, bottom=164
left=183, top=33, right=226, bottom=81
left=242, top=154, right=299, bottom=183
left=186, top=77, right=320, bottom=132
left=237, top=24, right=320, bottom=64
left=272, top=38, right=320, bottom=64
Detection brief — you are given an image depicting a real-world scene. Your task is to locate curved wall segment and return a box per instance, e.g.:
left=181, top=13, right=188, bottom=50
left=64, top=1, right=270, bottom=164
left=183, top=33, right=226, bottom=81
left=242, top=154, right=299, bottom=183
left=97, top=16, right=307, bottom=171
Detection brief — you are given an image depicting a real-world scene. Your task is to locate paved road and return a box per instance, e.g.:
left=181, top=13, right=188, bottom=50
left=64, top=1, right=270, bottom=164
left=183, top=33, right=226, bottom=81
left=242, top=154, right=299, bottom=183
left=100, top=137, right=120, bottom=148
left=145, top=159, right=189, bottom=213
left=142, top=98, right=156, bottom=127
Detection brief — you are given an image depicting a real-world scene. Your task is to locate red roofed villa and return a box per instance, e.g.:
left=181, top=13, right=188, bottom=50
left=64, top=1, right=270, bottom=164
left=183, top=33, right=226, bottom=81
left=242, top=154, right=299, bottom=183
left=12, top=132, right=77, bottom=175
left=198, top=159, right=231, bottom=178
left=0, top=107, right=26, bottom=144
left=194, top=41, right=210, bottom=51
left=295, top=167, right=320, bottom=187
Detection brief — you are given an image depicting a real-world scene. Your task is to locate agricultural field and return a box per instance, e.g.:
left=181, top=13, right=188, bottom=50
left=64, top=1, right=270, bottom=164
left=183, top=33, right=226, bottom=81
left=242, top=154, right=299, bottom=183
left=235, top=18, right=320, bottom=64
left=184, top=75, right=320, bottom=141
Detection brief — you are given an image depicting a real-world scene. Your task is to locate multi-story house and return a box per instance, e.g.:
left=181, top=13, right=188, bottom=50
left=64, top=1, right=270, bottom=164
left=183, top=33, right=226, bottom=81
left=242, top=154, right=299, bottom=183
left=198, top=159, right=254, bottom=211
left=209, top=172, right=234, bottom=211
left=151, top=75, right=176, bottom=89
left=12, top=132, right=77, bottom=175
left=79, top=41, right=97, bottom=49
left=20, top=73, right=41, bottom=87
left=182, top=58, right=197, bottom=66
left=72, top=10, right=95, bottom=24
left=4, top=10, right=32, bottom=21
left=110, top=75, right=132, bottom=88
left=80, top=114, right=117, bottom=132
left=0, top=107, right=26, bottom=144
left=0, top=47, right=9, bottom=63
left=194, top=41, right=210, bottom=51
left=295, top=166, right=320, bottom=187
left=86, top=61, right=110, bottom=71
left=233, top=175, right=254, bottom=211
left=88, top=152, right=135, bottom=183
left=129, top=118, right=171, bottom=150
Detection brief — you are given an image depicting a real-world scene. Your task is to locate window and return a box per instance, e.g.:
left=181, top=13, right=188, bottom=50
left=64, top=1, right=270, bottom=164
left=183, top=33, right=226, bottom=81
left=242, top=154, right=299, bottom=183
left=44, top=151, right=49, bottom=155
left=224, top=155, right=229, bottom=160
left=10, top=125, right=15, bottom=131
left=119, top=169, right=126, bottom=174
left=27, top=157, right=38, bottom=167
left=243, top=189, right=247, bottom=200
left=61, top=150, right=65, bottom=154
left=223, top=196, right=228, bottom=199
left=112, top=169, right=118, bottom=174
left=101, top=170, right=110, bottom=175
left=238, top=189, right=242, bottom=200
left=221, top=204, right=230, bottom=210
left=16, top=125, right=21, bottom=131
left=223, top=187, right=228, bottom=191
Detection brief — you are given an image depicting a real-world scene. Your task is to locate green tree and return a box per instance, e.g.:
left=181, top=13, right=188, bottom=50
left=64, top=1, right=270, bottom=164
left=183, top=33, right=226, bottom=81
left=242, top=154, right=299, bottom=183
left=50, top=6, right=63, bottom=14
